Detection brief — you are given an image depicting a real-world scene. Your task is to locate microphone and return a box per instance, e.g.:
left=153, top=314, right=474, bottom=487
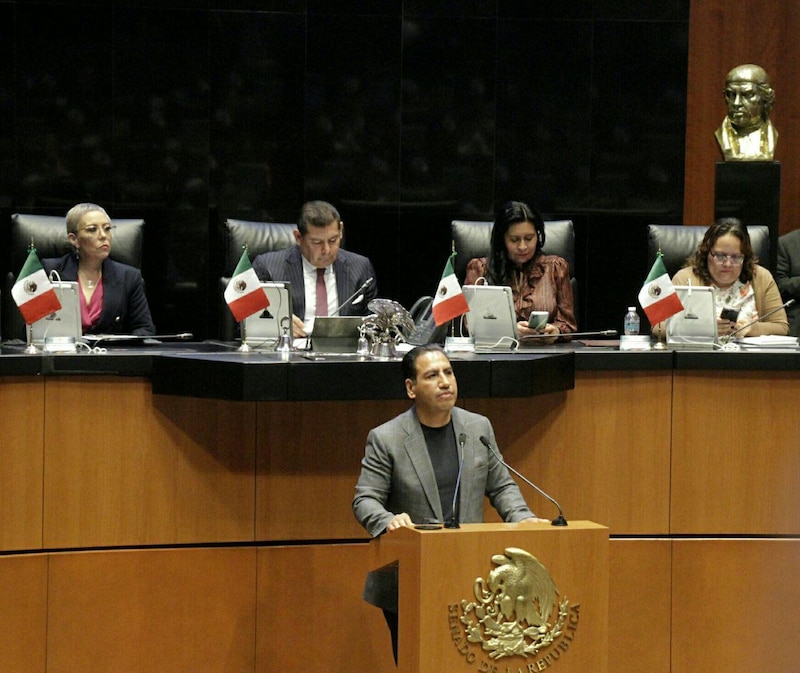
left=520, top=329, right=618, bottom=340
left=479, top=435, right=567, bottom=526
left=445, top=433, right=467, bottom=529
left=330, top=277, right=374, bottom=316
left=724, top=298, right=794, bottom=341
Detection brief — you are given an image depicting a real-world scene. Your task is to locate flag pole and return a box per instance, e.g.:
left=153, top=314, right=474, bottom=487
left=24, top=324, right=40, bottom=354
left=238, top=317, right=252, bottom=352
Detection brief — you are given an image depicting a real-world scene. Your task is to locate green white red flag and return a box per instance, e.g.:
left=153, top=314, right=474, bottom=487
left=224, top=248, right=270, bottom=322
left=11, top=248, right=62, bottom=325
left=432, top=253, right=469, bottom=326
left=638, top=252, right=683, bottom=325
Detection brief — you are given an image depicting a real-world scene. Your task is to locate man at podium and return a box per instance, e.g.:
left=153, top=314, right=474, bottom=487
left=352, top=344, right=541, bottom=661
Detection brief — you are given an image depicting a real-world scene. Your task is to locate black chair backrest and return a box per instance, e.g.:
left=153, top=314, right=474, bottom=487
left=11, top=213, right=144, bottom=270
left=222, top=218, right=297, bottom=277
left=219, top=219, right=299, bottom=340
left=646, top=224, right=770, bottom=279
left=450, top=219, right=576, bottom=283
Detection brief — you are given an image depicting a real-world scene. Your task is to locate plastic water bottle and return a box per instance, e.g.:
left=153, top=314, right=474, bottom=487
left=624, top=307, right=640, bottom=335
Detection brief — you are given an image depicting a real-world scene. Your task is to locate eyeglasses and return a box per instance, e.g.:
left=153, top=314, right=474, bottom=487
left=709, top=252, right=745, bottom=265
left=78, top=224, right=116, bottom=237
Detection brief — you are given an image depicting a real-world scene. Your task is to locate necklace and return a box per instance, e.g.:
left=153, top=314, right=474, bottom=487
left=80, top=269, right=101, bottom=289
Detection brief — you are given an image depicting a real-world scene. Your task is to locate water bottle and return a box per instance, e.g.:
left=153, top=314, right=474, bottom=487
left=624, top=307, right=640, bottom=335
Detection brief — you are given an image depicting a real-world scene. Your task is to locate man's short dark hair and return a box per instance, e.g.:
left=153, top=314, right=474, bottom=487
left=297, top=200, right=341, bottom=235
left=401, top=344, right=448, bottom=382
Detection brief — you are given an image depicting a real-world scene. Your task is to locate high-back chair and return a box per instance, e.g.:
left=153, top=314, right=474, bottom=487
left=218, top=218, right=297, bottom=340
left=3, top=213, right=144, bottom=341
left=646, top=224, right=770, bottom=279
left=450, top=218, right=577, bottom=298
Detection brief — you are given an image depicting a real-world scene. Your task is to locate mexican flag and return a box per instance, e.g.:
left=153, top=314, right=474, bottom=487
left=432, top=253, right=469, bottom=326
left=224, top=248, right=270, bottom=322
left=11, top=248, right=62, bottom=325
left=638, top=252, right=683, bottom=325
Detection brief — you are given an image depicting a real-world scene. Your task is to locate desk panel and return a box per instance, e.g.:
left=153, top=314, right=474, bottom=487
left=255, top=399, right=409, bottom=541
left=47, top=548, right=256, bottom=673
left=0, top=554, right=47, bottom=673
left=0, top=377, right=44, bottom=551
left=671, top=539, right=800, bottom=673
left=42, top=378, right=257, bottom=548
left=469, top=370, right=673, bottom=534
left=671, top=371, right=800, bottom=534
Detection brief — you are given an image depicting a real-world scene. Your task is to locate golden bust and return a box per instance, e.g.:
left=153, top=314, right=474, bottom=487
left=715, top=64, right=777, bottom=161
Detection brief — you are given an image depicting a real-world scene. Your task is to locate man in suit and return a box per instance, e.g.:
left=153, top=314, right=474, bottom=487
left=252, top=200, right=377, bottom=337
left=352, top=344, right=540, bottom=663
left=776, top=229, right=800, bottom=336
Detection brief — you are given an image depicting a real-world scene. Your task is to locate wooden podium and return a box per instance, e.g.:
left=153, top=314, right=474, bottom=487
left=369, top=521, right=608, bottom=673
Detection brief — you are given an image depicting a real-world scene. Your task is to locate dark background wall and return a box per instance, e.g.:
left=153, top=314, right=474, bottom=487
left=0, top=1, right=689, bottom=340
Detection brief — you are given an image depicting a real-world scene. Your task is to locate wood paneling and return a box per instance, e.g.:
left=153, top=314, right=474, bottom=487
left=672, top=539, right=800, bottom=673
left=609, top=539, right=671, bottom=673
left=42, top=378, right=257, bottom=547
left=255, top=399, right=408, bottom=541
left=256, top=544, right=395, bottom=672
left=47, top=548, right=256, bottom=672
left=0, top=554, right=47, bottom=673
left=685, top=1, right=800, bottom=234
left=0, top=378, right=44, bottom=551
left=468, top=371, right=673, bottom=534
left=671, top=371, right=800, bottom=534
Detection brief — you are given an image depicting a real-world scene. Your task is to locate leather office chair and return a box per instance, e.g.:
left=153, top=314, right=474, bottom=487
left=218, top=218, right=298, bottom=340
left=450, top=219, right=577, bottom=296
left=646, top=224, right=770, bottom=279
left=2, top=213, right=145, bottom=341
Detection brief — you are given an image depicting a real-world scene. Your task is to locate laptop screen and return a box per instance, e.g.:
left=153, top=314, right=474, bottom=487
left=666, top=285, right=719, bottom=349
left=463, top=285, right=519, bottom=350
left=27, top=281, right=82, bottom=344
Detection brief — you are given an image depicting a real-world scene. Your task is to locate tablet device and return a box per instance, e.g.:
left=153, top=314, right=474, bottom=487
left=242, top=282, right=292, bottom=343
left=26, top=281, right=82, bottom=345
left=462, top=285, right=519, bottom=351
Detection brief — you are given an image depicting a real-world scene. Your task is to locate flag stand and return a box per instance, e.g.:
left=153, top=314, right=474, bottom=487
left=237, top=319, right=252, bottom=352
left=24, top=327, right=40, bottom=354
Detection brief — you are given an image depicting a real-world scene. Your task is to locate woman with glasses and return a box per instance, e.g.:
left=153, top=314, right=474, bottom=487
left=667, top=217, right=788, bottom=337
left=42, top=203, right=155, bottom=335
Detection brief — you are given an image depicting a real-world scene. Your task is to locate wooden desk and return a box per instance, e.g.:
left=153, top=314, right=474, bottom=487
left=1, top=346, right=797, bottom=673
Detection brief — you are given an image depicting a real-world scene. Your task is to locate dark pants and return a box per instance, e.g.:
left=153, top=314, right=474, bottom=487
left=382, top=608, right=398, bottom=665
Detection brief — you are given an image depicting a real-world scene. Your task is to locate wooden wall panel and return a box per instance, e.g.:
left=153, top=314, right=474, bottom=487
left=685, top=1, right=800, bottom=235
left=257, top=543, right=395, bottom=672
left=467, top=371, right=673, bottom=534
left=671, top=371, right=800, bottom=534
left=47, top=548, right=256, bottom=673
left=0, top=378, right=44, bottom=551
left=609, top=539, right=671, bottom=673
left=0, top=554, right=47, bottom=673
left=671, top=539, right=800, bottom=673
left=255, top=399, right=408, bottom=541
left=42, top=378, right=257, bottom=547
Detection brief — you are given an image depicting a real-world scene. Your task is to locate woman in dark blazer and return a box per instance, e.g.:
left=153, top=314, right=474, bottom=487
left=42, top=203, right=155, bottom=336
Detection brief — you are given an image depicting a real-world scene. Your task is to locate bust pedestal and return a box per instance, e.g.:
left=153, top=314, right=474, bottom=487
left=714, top=161, right=780, bottom=272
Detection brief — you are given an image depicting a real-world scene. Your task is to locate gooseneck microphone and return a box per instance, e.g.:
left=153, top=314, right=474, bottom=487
left=330, top=277, right=374, bottom=316
left=725, top=298, right=795, bottom=340
left=445, top=433, right=467, bottom=529
left=479, top=436, right=567, bottom=526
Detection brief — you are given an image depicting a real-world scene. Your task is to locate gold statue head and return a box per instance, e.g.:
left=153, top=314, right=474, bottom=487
left=723, top=64, right=775, bottom=134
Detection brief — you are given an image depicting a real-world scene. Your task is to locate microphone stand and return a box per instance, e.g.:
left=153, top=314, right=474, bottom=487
left=330, top=277, right=374, bottom=316
left=480, top=436, right=567, bottom=526
left=719, top=299, right=795, bottom=349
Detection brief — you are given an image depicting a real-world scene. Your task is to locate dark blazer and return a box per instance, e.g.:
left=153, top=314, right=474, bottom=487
left=252, top=245, right=377, bottom=319
left=42, top=253, right=156, bottom=336
left=353, top=406, right=534, bottom=610
left=776, top=229, right=800, bottom=337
